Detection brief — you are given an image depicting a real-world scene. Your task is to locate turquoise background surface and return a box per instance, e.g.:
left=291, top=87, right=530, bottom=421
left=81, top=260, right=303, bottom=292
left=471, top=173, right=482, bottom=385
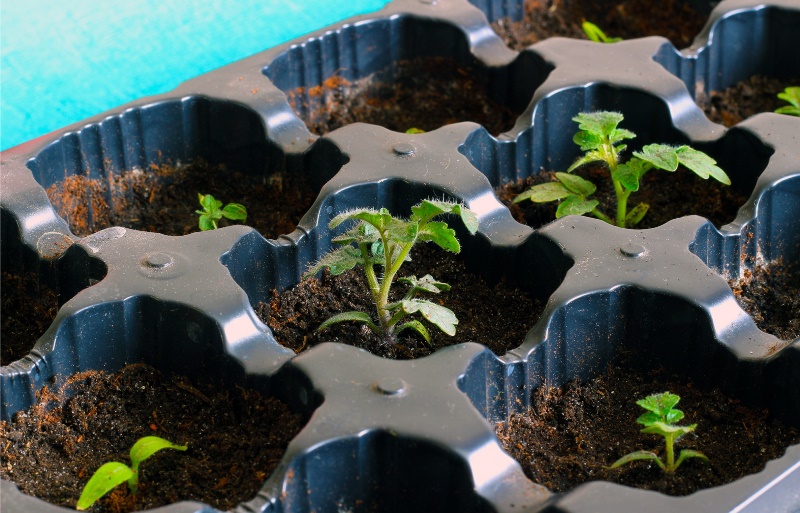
left=1, top=0, right=390, bottom=151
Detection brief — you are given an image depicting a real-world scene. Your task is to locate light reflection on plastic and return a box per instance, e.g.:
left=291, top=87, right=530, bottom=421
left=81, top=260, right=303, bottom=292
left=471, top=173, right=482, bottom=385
left=24, top=210, right=59, bottom=233
left=708, top=295, right=746, bottom=334
left=468, top=190, right=504, bottom=217
left=268, top=110, right=301, bottom=130
left=222, top=312, right=260, bottom=350
left=468, top=441, right=516, bottom=489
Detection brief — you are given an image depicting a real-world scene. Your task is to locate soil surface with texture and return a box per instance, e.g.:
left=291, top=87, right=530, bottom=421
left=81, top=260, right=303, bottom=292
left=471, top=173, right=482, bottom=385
left=496, top=354, right=800, bottom=495
left=0, top=363, right=304, bottom=513
left=699, top=75, right=800, bottom=127
left=729, top=259, right=800, bottom=342
left=288, top=56, right=523, bottom=137
left=491, top=0, right=713, bottom=51
left=1, top=271, right=59, bottom=366
left=259, top=244, right=546, bottom=359
left=47, top=161, right=315, bottom=239
left=495, top=164, right=747, bottom=230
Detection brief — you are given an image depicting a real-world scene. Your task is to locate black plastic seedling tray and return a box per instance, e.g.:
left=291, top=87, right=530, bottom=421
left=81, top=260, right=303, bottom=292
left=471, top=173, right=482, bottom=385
left=2, top=0, right=800, bottom=512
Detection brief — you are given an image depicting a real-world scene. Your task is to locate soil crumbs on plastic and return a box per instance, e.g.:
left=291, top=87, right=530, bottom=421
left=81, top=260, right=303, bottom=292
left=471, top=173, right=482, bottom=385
left=1, top=271, right=59, bottom=366
left=0, top=363, right=304, bottom=512
left=46, top=160, right=315, bottom=238
left=729, top=259, right=800, bottom=341
left=259, top=244, right=545, bottom=359
left=496, top=164, right=747, bottom=230
left=699, top=75, right=800, bottom=127
left=288, top=56, right=522, bottom=137
left=496, top=356, right=800, bottom=495
left=491, top=0, right=713, bottom=51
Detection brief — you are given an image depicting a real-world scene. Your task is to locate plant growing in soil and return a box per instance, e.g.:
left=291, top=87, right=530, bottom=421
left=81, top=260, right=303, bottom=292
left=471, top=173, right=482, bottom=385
left=582, top=21, right=621, bottom=43
left=608, top=392, right=708, bottom=473
left=513, top=111, right=731, bottom=228
left=77, top=435, right=188, bottom=510
left=405, top=127, right=425, bottom=134
left=196, top=193, right=247, bottom=231
left=303, top=200, right=478, bottom=345
left=775, top=87, right=800, bottom=116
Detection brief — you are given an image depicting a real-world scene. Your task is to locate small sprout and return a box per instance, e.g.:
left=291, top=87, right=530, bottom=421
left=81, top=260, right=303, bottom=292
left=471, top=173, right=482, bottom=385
left=775, top=87, right=800, bottom=117
left=77, top=436, right=188, bottom=510
left=582, top=21, right=621, bottom=43
left=514, top=111, right=730, bottom=228
left=608, top=392, right=708, bottom=473
left=304, top=199, right=478, bottom=345
left=196, top=193, right=247, bottom=231
left=405, top=127, right=425, bottom=134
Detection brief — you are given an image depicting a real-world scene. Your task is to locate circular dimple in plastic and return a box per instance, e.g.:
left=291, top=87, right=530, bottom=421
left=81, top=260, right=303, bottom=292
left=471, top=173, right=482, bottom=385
left=620, top=243, right=647, bottom=258
left=143, top=252, right=174, bottom=269
left=375, top=377, right=406, bottom=395
left=392, top=143, right=416, bottom=157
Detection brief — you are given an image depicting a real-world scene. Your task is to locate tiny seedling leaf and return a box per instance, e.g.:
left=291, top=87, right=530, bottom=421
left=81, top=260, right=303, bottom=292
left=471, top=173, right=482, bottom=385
left=396, top=320, right=432, bottom=344
left=221, top=203, right=247, bottom=222
left=634, top=144, right=679, bottom=172
left=129, top=436, right=188, bottom=471
left=317, top=311, right=379, bottom=332
left=198, top=215, right=216, bottom=231
left=675, top=449, right=709, bottom=469
left=418, top=221, right=460, bottom=253
left=76, top=462, right=134, bottom=510
left=513, top=181, right=573, bottom=203
left=776, top=87, right=800, bottom=116
left=573, top=111, right=624, bottom=138
left=398, top=274, right=451, bottom=295
left=304, top=246, right=365, bottom=278
left=637, top=392, right=681, bottom=417
left=556, top=196, right=599, bottom=218
left=607, top=451, right=665, bottom=470
left=625, top=203, right=649, bottom=227
left=581, top=21, right=622, bottom=43
left=573, top=130, right=604, bottom=151
left=556, top=172, right=596, bottom=196
left=406, top=127, right=425, bottom=134
left=396, top=299, right=458, bottom=336
left=675, top=146, right=731, bottom=185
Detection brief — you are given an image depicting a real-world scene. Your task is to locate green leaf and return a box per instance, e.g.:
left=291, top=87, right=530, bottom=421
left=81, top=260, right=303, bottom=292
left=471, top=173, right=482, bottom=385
left=412, top=200, right=478, bottom=234
left=396, top=320, right=431, bottom=345
left=513, top=181, right=573, bottom=204
left=555, top=196, right=599, bottom=218
left=385, top=217, right=417, bottom=243
left=610, top=128, right=636, bottom=144
left=624, top=202, right=649, bottom=227
left=581, top=21, right=622, bottom=43
left=395, top=299, right=458, bottom=336
left=556, top=172, right=596, bottom=196
left=418, top=221, right=460, bottom=253
left=398, top=274, right=451, bottom=295
left=317, top=311, right=379, bottom=333
left=675, top=146, right=731, bottom=185
left=641, top=421, right=696, bottom=439
left=573, top=130, right=604, bottom=151
left=130, top=436, right=187, bottom=471
left=665, top=408, right=685, bottom=424
left=221, top=203, right=247, bottom=221
left=304, top=246, right=365, bottom=278
left=329, top=208, right=387, bottom=230
left=674, top=449, right=709, bottom=470
left=566, top=151, right=604, bottom=173
left=637, top=392, right=681, bottom=417
left=76, top=462, right=134, bottom=510
left=405, top=127, right=425, bottom=134
left=331, top=223, right=380, bottom=245
left=777, top=87, right=800, bottom=109
left=613, top=160, right=649, bottom=191
left=199, top=193, right=222, bottom=212
left=775, top=105, right=800, bottom=116
left=634, top=144, right=679, bottom=171
left=573, top=111, right=625, bottom=138
left=198, top=214, right=216, bottom=231
left=636, top=411, right=661, bottom=427
left=607, top=450, right=665, bottom=470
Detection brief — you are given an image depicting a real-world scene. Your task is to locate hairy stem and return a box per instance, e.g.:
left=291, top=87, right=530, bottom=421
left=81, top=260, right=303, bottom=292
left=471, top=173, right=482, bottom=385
left=376, top=239, right=416, bottom=338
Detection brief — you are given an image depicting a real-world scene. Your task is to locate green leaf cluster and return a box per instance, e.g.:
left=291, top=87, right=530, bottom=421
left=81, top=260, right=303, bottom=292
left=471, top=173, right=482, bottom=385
left=775, top=87, right=800, bottom=117
left=77, top=436, right=188, bottom=510
left=514, top=111, right=731, bottom=228
left=607, top=392, right=708, bottom=473
left=196, top=193, right=247, bottom=231
left=304, top=199, right=478, bottom=344
left=581, top=21, right=621, bottom=43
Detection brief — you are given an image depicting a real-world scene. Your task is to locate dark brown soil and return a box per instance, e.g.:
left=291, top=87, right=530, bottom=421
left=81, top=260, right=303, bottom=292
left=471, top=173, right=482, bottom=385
left=699, top=75, right=800, bottom=127
left=258, top=244, right=545, bottom=359
left=491, top=0, right=712, bottom=51
left=288, top=56, right=523, bottom=137
left=1, top=271, right=59, bottom=366
left=0, top=363, right=304, bottom=513
left=496, top=163, right=747, bottom=230
left=496, top=355, right=800, bottom=495
left=730, top=259, right=800, bottom=341
left=46, top=161, right=316, bottom=239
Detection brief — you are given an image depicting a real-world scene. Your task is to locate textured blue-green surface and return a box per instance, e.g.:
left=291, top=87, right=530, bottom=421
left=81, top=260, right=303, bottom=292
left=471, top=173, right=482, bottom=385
left=1, top=0, right=389, bottom=151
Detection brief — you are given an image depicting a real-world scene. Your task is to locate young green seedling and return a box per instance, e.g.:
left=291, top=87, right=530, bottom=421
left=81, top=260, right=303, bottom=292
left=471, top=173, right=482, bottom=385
left=608, top=392, right=708, bottom=473
left=304, top=199, right=478, bottom=345
left=76, top=436, right=188, bottom=510
left=775, top=87, right=800, bottom=117
left=405, top=127, right=426, bottom=134
left=582, top=21, right=621, bottom=43
left=513, top=111, right=730, bottom=228
left=196, top=193, right=247, bottom=231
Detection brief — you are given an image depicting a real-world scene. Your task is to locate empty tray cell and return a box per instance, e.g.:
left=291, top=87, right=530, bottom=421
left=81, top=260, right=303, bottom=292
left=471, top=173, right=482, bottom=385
left=264, top=15, right=550, bottom=137
left=28, top=97, right=315, bottom=239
